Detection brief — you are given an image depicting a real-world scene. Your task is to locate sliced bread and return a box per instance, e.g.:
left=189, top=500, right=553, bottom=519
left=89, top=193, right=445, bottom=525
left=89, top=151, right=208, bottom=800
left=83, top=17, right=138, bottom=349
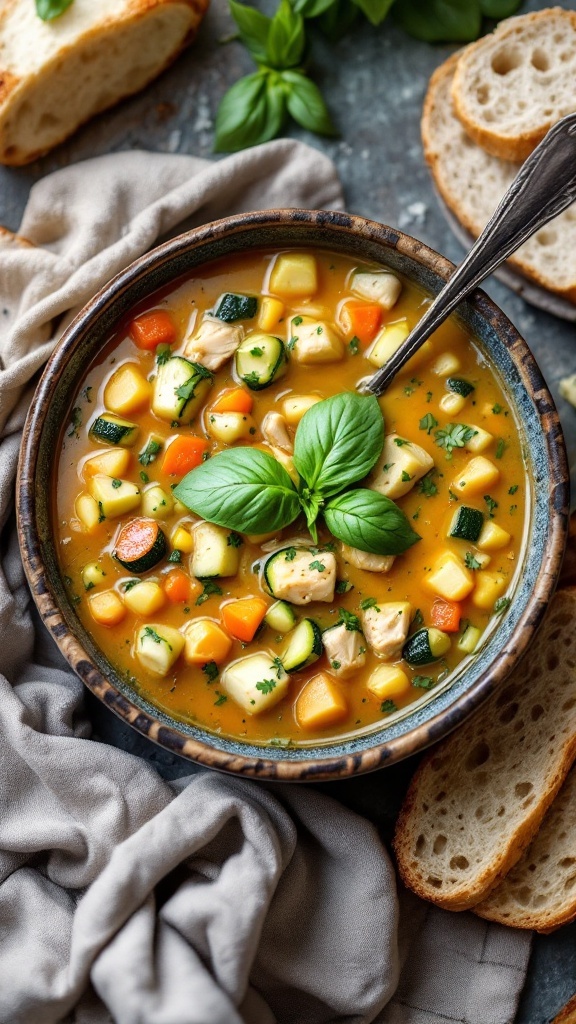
left=393, top=589, right=576, bottom=911
left=451, top=8, right=576, bottom=162
left=553, top=994, right=576, bottom=1024
left=422, top=53, right=576, bottom=304
left=0, top=0, right=208, bottom=166
left=474, top=766, right=576, bottom=932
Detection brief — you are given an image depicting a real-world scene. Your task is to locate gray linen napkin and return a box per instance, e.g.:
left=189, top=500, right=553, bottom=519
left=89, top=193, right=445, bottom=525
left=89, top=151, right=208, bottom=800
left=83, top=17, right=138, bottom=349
left=0, top=141, right=531, bottom=1024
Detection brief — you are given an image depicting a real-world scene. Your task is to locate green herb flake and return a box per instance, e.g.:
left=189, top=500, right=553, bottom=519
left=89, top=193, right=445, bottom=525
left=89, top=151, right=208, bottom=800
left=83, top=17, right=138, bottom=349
left=413, top=675, right=435, bottom=690
left=84, top=581, right=95, bottom=592
left=426, top=391, right=433, bottom=403
left=214, top=692, right=228, bottom=706
left=138, top=439, right=162, bottom=466
left=156, top=347, right=172, bottom=366
left=401, top=470, right=412, bottom=483
left=123, top=579, right=140, bottom=592
left=255, top=678, right=277, bottom=695
left=139, top=471, right=149, bottom=484
left=196, top=580, right=223, bottom=606
left=465, top=552, right=481, bottom=570
left=244, top=370, right=261, bottom=386
left=509, top=484, right=518, bottom=495
left=168, top=550, right=182, bottom=564
left=284, top=547, right=297, bottom=562
left=494, top=596, right=511, bottom=615
left=419, top=412, right=438, bottom=435
left=81, top=386, right=92, bottom=403
left=250, top=347, right=263, bottom=357
left=292, top=316, right=303, bottom=327
left=97, top=502, right=105, bottom=523
left=202, top=661, right=219, bottom=682
left=335, top=580, right=354, bottom=594
left=111, top=479, right=122, bottom=489
left=484, top=495, right=498, bottom=518
left=510, top=504, right=517, bottom=514
left=227, top=532, right=243, bottom=548
left=381, top=700, right=397, bottom=714
left=348, top=336, right=360, bottom=355
left=492, top=403, right=503, bottom=414
left=270, top=656, right=284, bottom=678
left=495, top=438, right=506, bottom=460
left=394, top=437, right=410, bottom=447
left=67, top=407, right=82, bottom=438
left=142, top=626, right=170, bottom=649
left=434, top=423, right=476, bottom=459
left=309, top=560, right=325, bottom=572
left=360, top=597, right=380, bottom=612
left=419, top=472, right=438, bottom=497
left=339, top=608, right=361, bottom=631
left=331, top=660, right=341, bottom=670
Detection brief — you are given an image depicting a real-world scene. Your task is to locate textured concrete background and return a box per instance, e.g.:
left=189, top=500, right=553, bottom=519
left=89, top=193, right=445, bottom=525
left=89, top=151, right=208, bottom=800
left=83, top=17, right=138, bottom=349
left=3, top=0, right=576, bottom=1019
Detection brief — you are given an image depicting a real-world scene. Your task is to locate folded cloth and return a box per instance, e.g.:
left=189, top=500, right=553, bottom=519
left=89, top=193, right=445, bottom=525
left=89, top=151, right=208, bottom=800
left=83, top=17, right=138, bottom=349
left=0, top=141, right=531, bottom=1024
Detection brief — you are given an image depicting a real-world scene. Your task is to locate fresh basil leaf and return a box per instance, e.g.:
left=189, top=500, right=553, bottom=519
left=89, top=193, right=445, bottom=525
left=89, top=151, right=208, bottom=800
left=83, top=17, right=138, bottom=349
left=294, top=393, right=384, bottom=498
left=292, top=0, right=336, bottom=17
left=480, top=0, right=522, bottom=16
left=229, top=0, right=271, bottom=62
left=325, top=488, right=421, bottom=555
left=267, top=0, right=306, bottom=68
left=214, top=72, right=286, bottom=153
left=393, top=0, right=482, bottom=41
left=36, top=0, right=74, bottom=20
left=174, top=448, right=301, bottom=534
left=352, top=0, right=394, bottom=26
left=283, top=71, right=337, bottom=135
left=318, top=0, right=359, bottom=39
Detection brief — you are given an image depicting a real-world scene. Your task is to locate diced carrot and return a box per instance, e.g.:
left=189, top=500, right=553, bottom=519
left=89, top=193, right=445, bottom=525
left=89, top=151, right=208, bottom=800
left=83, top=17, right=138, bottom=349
left=129, top=310, right=176, bottom=350
left=164, top=569, right=190, bottom=603
left=221, top=598, right=268, bottom=642
left=430, top=599, right=462, bottom=633
left=340, top=301, right=382, bottom=347
left=212, top=387, right=254, bottom=414
left=162, top=436, right=209, bottom=476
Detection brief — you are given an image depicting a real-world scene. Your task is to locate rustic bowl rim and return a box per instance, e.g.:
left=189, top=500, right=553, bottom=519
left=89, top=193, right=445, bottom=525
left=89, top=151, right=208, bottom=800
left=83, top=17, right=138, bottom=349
left=16, top=209, right=569, bottom=782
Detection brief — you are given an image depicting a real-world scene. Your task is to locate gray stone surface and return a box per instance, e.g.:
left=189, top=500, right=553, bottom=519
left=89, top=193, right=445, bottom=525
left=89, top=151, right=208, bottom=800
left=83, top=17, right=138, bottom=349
left=3, top=0, right=576, bottom=1019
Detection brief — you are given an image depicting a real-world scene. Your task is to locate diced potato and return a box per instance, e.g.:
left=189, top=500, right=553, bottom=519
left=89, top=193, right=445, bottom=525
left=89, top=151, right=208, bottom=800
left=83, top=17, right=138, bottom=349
left=426, top=551, right=474, bottom=602
left=141, top=485, right=174, bottom=520
left=208, top=411, right=256, bottom=444
left=465, top=425, right=493, bottom=454
left=439, top=392, right=466, bottom=415
left=432, top=352, right=461, bottom=377
left=88, top=475, right=141, bottom=519
left=192, top=523, right=241, bottom=579
left=476, top=521, right=511, bottom=552
left=367, top=664, right=411, bottom=701
left=366, top=321, right=409, bottom=368
left=89, top=590, right=126, bottom=627
left=295, top=672, right=348, bottom=730
left=472, top=572, right=508, bottom=610
left=282, top=393, right=321, bottom=425
left=170, top=524, right=194, bottom=554
left=268, top=445, right=299, bottom=486
left=222, top=651, right=290, bottom=713
left=136, top=624, right=184, bottom=676
left=184, top=317, right=244, bottom=372
left=452, top=456, right=500, bottom=496
left=362, top=602, right=411, bottom=659
left=124, top=580, right=166, bottom=616
left=182, top=618, right=232, bottom=665
left=369, top=434, right=434, bottom=500
left=351, top=270, right=402, bottom=309
left=258, top=296, right=285, bottom=332
left=457, top=624, right=482, bottom=654
left=83, top=448, right=130, bottom=479
left=269, top=253, right=317, bottom=298
left=104, top=363, right=151, bottom=416
left=323, top=623, right=366, bottom=679
left=290, top=316, right=344, bottom=364
left=340, top=544, right=395, bottom=573
left=471, top=550, right=491, bottom=569
left=261, top=411, right=292, bottom=451
left=82, top=562, right=106, bottom=590
left=75, top=493, right=101, bottom=533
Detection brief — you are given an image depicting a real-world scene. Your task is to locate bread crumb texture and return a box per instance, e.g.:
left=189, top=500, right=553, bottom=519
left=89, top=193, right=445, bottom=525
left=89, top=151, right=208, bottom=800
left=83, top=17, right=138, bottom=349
left=552, top=993, right=576, bottom=1024
left=394, top=589, right=576, bottom=910
left=0, top=0, right=208, bottom=165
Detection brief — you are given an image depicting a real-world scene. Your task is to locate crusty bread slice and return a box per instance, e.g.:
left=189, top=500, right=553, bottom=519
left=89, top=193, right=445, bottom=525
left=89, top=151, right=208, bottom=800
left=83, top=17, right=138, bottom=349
left=474, top=766, right=576, bottom=932
left=553, top=994, right=576, bottom=1024
left=0, top=0, right=208, bottom=166
left=452, top=8, right=576, bottom=162
left=422, top=53, right=576, bottom=304
left=393, top=589, right=576, bottom=911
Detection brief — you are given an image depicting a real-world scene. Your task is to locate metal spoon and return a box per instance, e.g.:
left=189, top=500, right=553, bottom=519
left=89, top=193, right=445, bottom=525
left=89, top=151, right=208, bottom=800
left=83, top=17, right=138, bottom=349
left=363, top=111, right=576, bottom=396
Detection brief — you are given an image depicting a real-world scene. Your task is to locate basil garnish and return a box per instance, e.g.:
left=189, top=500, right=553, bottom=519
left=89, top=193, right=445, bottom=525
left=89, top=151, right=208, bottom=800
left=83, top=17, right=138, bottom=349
left=325, top=489, right=421, bottom=555
left=294, top=392, right=383, bottom=497
left=36, top=0, right=73, bottom=20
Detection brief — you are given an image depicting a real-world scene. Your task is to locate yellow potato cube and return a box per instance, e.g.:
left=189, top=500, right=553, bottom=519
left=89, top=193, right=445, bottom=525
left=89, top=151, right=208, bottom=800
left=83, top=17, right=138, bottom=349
left=472, top=572, right=508, bottom=610
left=82, top=562, right=106, bottom=590
left=141, top=485, right=174, bottom=520
left=476, top=521, right=511, bottom=552
left=75, top=493, right=101, bottom=533
left=104, top=363, right=151, bottom=416
left=452, top=457, right=500, bottom=496
left=83, top=448, right=130, bottom=479
left=88, top=475, right=141, bottom=519
left=282, top=393, right=322, bottom=425
left=182, top=618, right=232, bottom=665
left=295, top=672, right=348, bottom=730
left=124, top=580, right=165, bottom=616
left=432, top=352, right=461, bottom=377
left=192, top=523, right=240, bottom=579
left=426, top=551, right=474, bottom=601
left=367, top=322, right=433, bottom=371
left=369, top=434, right=434, bottom=500
left=258, top=296, right=285, bottom=332
left=208, top=411, right=256, bottom=444
left=367, top=664, right=411, bottom=702
left=170, top=525, right=194, bottom=554
left=439, top=392, right=466, bottom=415
left=465, top=425, right=494, bottom=454
left=269, top=253, right=317, bottom=298
left=136, top=624, right=185, bottom=676
left=89, top=590, right=126, bottom=627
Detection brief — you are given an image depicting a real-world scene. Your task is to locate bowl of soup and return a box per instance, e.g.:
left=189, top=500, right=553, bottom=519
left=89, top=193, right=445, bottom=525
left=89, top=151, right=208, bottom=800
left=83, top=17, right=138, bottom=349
left=17, top=210, right=568, bottom=780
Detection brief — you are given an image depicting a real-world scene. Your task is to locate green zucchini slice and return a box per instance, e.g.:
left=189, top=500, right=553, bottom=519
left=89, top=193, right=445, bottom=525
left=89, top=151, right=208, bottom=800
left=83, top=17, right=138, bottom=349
left=265, top=600, right=297, bottom=634
left=235, top=333, right=286, bottom=390
left=281, top=619, right=323, bottom=672
left=152, top=357, right=213, bottom=425
left=447, top=377, right=475, bottom=398
left=214, top=293, right=258, bottom=323
left=90, top=413, right=138, bottom=447
left=403, top=627, right=451, bottom=665
left=449, top=506, right=484, bottom=542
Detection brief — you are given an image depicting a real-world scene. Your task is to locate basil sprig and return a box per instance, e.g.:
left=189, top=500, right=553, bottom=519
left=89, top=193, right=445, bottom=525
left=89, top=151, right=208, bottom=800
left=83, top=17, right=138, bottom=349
left=36, top=0, right=74, bottom=20
left=175, top=393, right=420, bottom=556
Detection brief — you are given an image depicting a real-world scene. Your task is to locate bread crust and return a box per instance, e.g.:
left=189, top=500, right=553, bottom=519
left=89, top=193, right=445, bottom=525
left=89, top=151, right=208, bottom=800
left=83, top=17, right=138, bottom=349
left=451, top=8, right=576, bottom=163
left=0, top=0, right=208, bottom=165
left=552, top=994, right=576, bottom=1024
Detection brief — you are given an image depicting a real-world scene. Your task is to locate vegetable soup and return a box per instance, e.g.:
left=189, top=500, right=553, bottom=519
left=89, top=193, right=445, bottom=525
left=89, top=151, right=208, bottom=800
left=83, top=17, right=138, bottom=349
left=55, top=249, right=527, bottom=746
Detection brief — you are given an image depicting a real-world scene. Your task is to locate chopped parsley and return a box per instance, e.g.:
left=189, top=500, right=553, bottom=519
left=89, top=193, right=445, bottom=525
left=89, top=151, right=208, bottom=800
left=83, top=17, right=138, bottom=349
left=138, top=439, right=162, bottom=466
left=509, top=484, right=518, bottom=495
left=97, top=502, right=105, bottom=523
left=336, top=579, right=354, bottom=594
left=484, top=495, right=498, bottom=518
left=123, top=579, right=140, bottom=591
left=250, top=347, right=263, bottom=357
left=464, top=552, right=481, bottom=570
left=140, top=471, right=149, bottom=484
left=492, top=403, right=503, bottom=414
left=419, top=412, right=438, bottom=435
left=348, top=336, right=360, bottom=355
left=292, top=316, right=303, bottom=327
left=227, top=532, right=243, bottom=548
left=331, top=660, right=341, bottom=670
left=142, top=626, right=170, bottom=648
left=67, top=407, right=82, bottom=438
left=255, top=678, right=277, bottom=695
left=360, top=597, right=380, bottom=611
left=339, top=608, right=361, bottom=631
left=202, top=661, right=219, bottom=682
left=434, top=423, right=476, bottom=459
left=412, top=675, right=435, bottom=690
left=419, top=472, right=438, bottom=497
left=111, top=478, right=122, bottom=489
left=394, top=437, right=410, bottom=447
left=244, top=370, right=261, bottom=386
left=284, top=547, right=297, bottom=562
left=309, top=560, right=325, bottom=572
left=168, top=550, right=182, bottom=563
left=381, top=700, right=397, bottom=714
left=156, top=346, right=172, bottom=366
left=81, top=386, right=92, bottom=403
left=270, top=656, right=284, bottom=678
left=401, top=470, right=412, bottom=482
left=495, top=438, right=506, bottom=459
left=196, top=579, right=223, bottom=605
left=214, top=692, right=228, bottom=706
left=494, top=596, right=511, bottom=615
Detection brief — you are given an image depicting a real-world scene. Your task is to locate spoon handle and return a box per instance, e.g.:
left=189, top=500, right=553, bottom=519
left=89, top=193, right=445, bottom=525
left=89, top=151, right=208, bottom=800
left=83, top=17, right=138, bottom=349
left=366, top=112, right=576, bottom=396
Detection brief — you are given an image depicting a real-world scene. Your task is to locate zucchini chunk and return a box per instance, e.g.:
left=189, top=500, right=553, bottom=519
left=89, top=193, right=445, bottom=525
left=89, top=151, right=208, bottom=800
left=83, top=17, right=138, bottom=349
left=281, top=619, right=323, bottom=672
left=449, top=506, right=484, bottom=542
left=89, top=413, right=139, bottom=447
left=402, top=627, right=451, bottom=665
left=184, top=317, right=244, bottom=372
left=263, top=547, right=337, bottom=605
left=152, top=357, right=213, bottom=426
left=265, top=600, right=297, bottom=634
left=192, top=523, right=241, bottom=579
left=288, top=316, right=344, bottom=365
left=214, top=293, right=258, bottom=323
left=457, top=623, right=481, bottom=654
left=361, top=601, right=411, bottom=660
left=369, top=434, right=434, bottom=500
left=114, top=518, right=167, bottom=573
left=323, top=622, right=366, bottom=679
left=447, top=377, right=475, bottom=398
left=88, top=475, right=141, bottom=519
left=136, top=624, right=184, bottom=677
left=222, top=651, right=290, bottom=714
left=235, top=333, right=286, bottom=390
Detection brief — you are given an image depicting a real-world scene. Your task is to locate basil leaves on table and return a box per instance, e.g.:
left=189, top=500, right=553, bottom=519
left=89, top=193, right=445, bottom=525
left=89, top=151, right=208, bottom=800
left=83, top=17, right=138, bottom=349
left=175, top=393, right=420, bottom=556
left=36, top=0, right=74, bottom=19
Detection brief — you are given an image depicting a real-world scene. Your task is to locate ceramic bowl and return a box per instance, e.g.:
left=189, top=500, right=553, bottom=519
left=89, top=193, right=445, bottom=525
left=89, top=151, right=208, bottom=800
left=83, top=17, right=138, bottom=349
left=17, top=210, right=569, bottom=781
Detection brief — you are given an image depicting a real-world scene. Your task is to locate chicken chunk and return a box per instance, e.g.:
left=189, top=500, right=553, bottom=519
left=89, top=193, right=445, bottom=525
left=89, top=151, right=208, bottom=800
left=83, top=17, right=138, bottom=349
left=289, top=316, right=344, bottom=364
left=340, top=543, right=395, bottom=573
left=264, top=547, right=337, bottom=605
left=184, top=317, right=244, bottom=372
left=351, top=270, right=402, bottom=309
left=362, top=601, right=411, bottom=659
left=262, top=411, right=293, bottom=452
left=323, top=622, right=367, bottom=679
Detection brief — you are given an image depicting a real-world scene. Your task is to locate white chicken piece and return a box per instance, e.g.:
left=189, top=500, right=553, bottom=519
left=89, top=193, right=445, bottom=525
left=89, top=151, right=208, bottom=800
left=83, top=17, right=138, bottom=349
left=265, top=548, right=337, bottom=604
left=362, top=601, right=411, bottom=659
left=322, top=622, right=366, bottom=679
left=369, top=434, right=434, bottom=500
left=184, top=316, right=244, bottom=372
left=289, top=316, right=344, bottom=364
left=262, top=411, right=293, bottom=452
left=340, top=543, right=395, bottom=573
left=351, top=271, right=402, bottom=309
